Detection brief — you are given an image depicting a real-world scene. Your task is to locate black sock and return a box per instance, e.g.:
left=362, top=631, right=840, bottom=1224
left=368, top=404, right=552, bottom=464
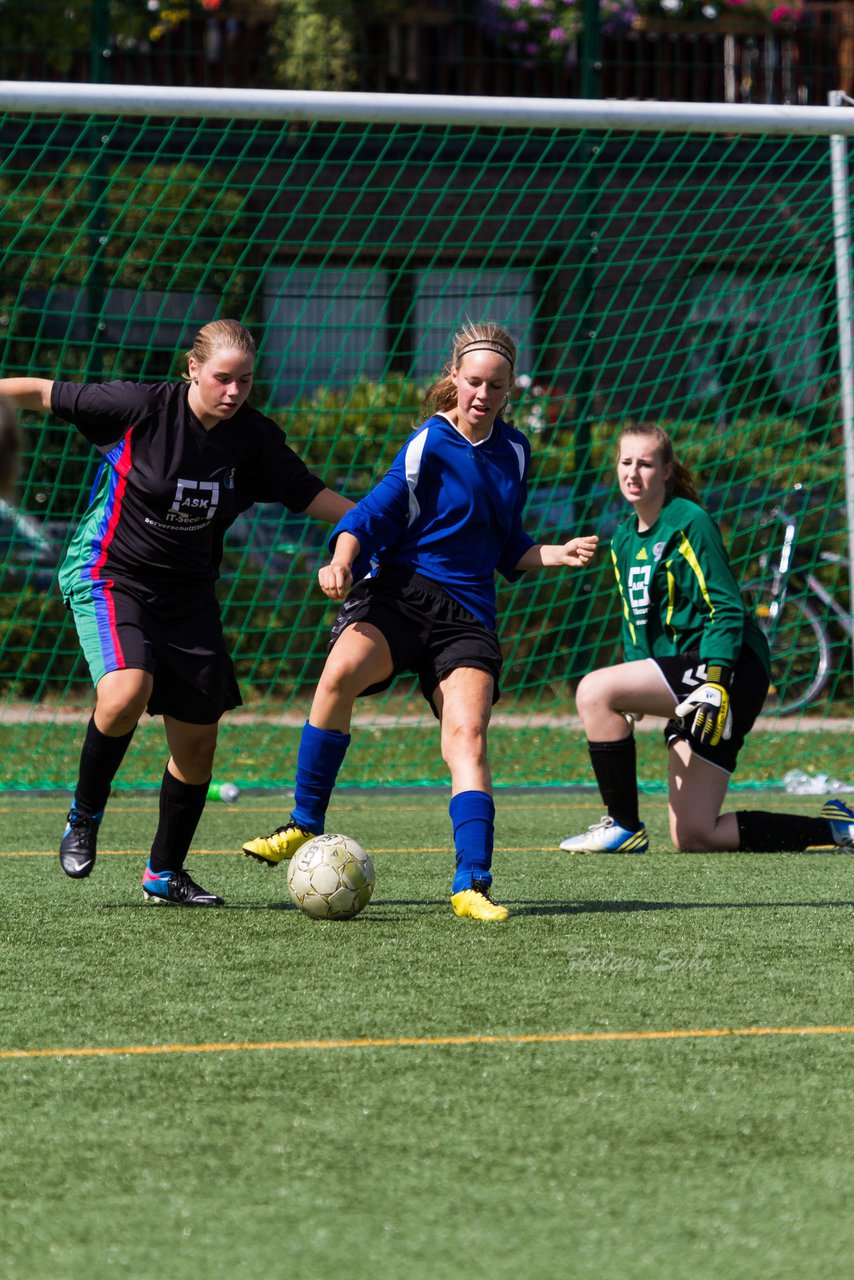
left=588, top=736, right=641, bottom=831
left=148, top=769, right=210, bottom=874
left=74, top=715, right=136, bottom=817
left=736, top=811, right=834, bottom=852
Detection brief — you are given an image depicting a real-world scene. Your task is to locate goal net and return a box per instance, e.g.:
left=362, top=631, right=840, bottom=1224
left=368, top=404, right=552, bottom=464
left=0, top=86, right=851, bottom=792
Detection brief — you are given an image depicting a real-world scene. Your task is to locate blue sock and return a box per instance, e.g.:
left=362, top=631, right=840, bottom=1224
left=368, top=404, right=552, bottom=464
left=450, top=790, right=496, bottom=893
left=291, top=722, right=351, bottom=833
left=142, top=861, right=171, bottom=885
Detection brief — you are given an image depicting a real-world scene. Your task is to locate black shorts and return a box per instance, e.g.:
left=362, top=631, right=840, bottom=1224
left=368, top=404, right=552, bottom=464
left=656, top=646, right=769, bottom=775
left=327, top=563, right=503, bottom=716
left=67, top=579, right=242, bottom=725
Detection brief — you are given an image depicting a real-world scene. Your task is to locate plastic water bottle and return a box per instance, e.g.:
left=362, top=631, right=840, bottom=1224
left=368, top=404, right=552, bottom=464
left=208, top=781, right=240, bottom=803
left=783, top=770, right=824, bottom=794
left=782, top=770, right=845, bottom=796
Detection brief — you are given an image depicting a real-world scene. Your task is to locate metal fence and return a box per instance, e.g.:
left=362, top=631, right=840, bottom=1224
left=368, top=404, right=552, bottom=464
left=1, top=1, right=852, bottom=105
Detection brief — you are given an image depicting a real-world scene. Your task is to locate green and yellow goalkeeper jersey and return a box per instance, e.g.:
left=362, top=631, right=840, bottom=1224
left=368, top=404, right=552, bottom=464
left=610, top=495, right=770, bottom=674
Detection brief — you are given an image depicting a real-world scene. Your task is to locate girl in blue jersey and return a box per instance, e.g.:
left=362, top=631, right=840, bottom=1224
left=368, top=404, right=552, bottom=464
left=559, top=424, right=854, bottom=855
left=241, top=321, right=598, bottom=921
left=0, top=321, right=351, bottom=906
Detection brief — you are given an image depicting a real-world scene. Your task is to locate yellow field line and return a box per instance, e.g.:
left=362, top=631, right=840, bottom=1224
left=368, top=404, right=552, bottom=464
left=2, top=1024, right=853, bottom=1062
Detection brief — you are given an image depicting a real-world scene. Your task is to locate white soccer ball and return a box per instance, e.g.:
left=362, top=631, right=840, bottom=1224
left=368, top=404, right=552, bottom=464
left=286, top=833, right=376, bottom=921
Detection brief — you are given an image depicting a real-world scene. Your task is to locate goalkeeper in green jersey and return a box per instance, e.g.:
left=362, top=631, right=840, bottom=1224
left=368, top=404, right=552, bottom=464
left=559, top=424, right=854, bottom=854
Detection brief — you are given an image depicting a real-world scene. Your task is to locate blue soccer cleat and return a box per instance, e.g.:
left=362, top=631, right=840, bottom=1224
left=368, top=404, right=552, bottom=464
left=559, top=816, right=649, bottom=854
left=819, top=798, right=854, bottom=849
left=142, top=865, right=224, bottom=906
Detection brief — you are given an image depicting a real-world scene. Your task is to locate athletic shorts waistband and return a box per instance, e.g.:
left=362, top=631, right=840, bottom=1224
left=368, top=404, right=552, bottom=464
left=374, top=562, right=449, bottom=599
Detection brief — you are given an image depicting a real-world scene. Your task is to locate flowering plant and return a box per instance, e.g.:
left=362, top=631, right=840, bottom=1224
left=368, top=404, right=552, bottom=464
left=483, top=0, right=803, bottom=55
left=638, top=0, right=804, bottom=23
left=483, top=0, right=638, bottom=65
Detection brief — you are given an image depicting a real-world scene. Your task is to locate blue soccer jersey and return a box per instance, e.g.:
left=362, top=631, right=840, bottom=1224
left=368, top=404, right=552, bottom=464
left=330, top=414, right=536, bottom=629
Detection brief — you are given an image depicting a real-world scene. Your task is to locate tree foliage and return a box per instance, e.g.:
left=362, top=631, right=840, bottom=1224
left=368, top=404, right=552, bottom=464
left=0, top=0, right=154, bottom=76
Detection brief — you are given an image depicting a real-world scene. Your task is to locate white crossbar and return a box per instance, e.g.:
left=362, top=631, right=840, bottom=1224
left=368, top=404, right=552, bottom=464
left=1, top=81, right=854, bottom=136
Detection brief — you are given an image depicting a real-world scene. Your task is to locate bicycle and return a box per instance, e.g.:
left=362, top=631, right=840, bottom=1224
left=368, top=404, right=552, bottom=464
left=740, top=484, right=852, bottom=715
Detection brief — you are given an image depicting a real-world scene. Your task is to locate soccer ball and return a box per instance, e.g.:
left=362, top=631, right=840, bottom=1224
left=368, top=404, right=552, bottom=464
left=286, top=833, right=376, bottom=920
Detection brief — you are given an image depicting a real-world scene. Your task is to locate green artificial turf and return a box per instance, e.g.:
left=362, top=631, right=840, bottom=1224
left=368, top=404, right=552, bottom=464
left=1, top=792, right=853, bottom=1279
left=0, top=721, right=849, bottom=791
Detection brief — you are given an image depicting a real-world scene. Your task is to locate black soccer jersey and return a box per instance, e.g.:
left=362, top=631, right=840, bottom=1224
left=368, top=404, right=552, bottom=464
left=53, top=380, right=325, bottom=596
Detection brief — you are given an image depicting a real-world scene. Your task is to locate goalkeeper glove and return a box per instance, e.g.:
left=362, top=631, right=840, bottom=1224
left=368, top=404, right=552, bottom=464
left=674, top=665, right=734, bottom=747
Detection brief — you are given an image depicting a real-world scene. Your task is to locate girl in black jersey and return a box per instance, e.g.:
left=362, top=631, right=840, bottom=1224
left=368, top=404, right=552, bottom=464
left=0, top=320, right=351, bottom=905
left=559, top=424, right=854, bottom=855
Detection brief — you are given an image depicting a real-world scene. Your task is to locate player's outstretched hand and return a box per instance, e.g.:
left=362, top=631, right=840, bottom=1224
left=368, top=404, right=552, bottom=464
left=318, top=561, right=353, bottom=601
left=554, top=534, right=599, bottom=567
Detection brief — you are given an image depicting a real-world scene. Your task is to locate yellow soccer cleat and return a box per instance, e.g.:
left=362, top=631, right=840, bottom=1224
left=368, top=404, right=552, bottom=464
left=450, top=884, right=509, bottom=922
left=241, top=820, right=316, bottom=867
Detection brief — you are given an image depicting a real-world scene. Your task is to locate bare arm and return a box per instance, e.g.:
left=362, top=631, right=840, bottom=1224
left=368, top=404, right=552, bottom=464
left=0, top=378, right=54, bottom=413
left=317, top=530, right=362, bottom=602
left=303, top=487, right=355, bottom=525
left=515, top=534, right=599, bottom=571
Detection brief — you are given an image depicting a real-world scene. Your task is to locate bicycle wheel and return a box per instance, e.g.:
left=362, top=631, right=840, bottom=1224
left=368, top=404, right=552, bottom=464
left=741, top=579, right=831, bottom=714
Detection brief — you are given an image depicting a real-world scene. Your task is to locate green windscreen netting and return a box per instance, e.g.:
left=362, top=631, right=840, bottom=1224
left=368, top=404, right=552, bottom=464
left=0, top=107, right=851, bottom=790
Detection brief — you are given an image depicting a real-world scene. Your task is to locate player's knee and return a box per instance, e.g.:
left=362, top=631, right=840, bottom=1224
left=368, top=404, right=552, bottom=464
left=187, top=745, right=217, bottom=782
left=575, top=670, right=610, bottom=722
left=315, top=664, right=353, bottom=708
left=95, top=685, right=148, bottom=731
left=670, top=817, right=714, bottom=852
left=440, top=720, right=487, bottom=769
left=96, top=710, right=133, bottom=736
left=320, top=651, right=383, bottom=702
left=172, top=729, right=217, bottom=784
